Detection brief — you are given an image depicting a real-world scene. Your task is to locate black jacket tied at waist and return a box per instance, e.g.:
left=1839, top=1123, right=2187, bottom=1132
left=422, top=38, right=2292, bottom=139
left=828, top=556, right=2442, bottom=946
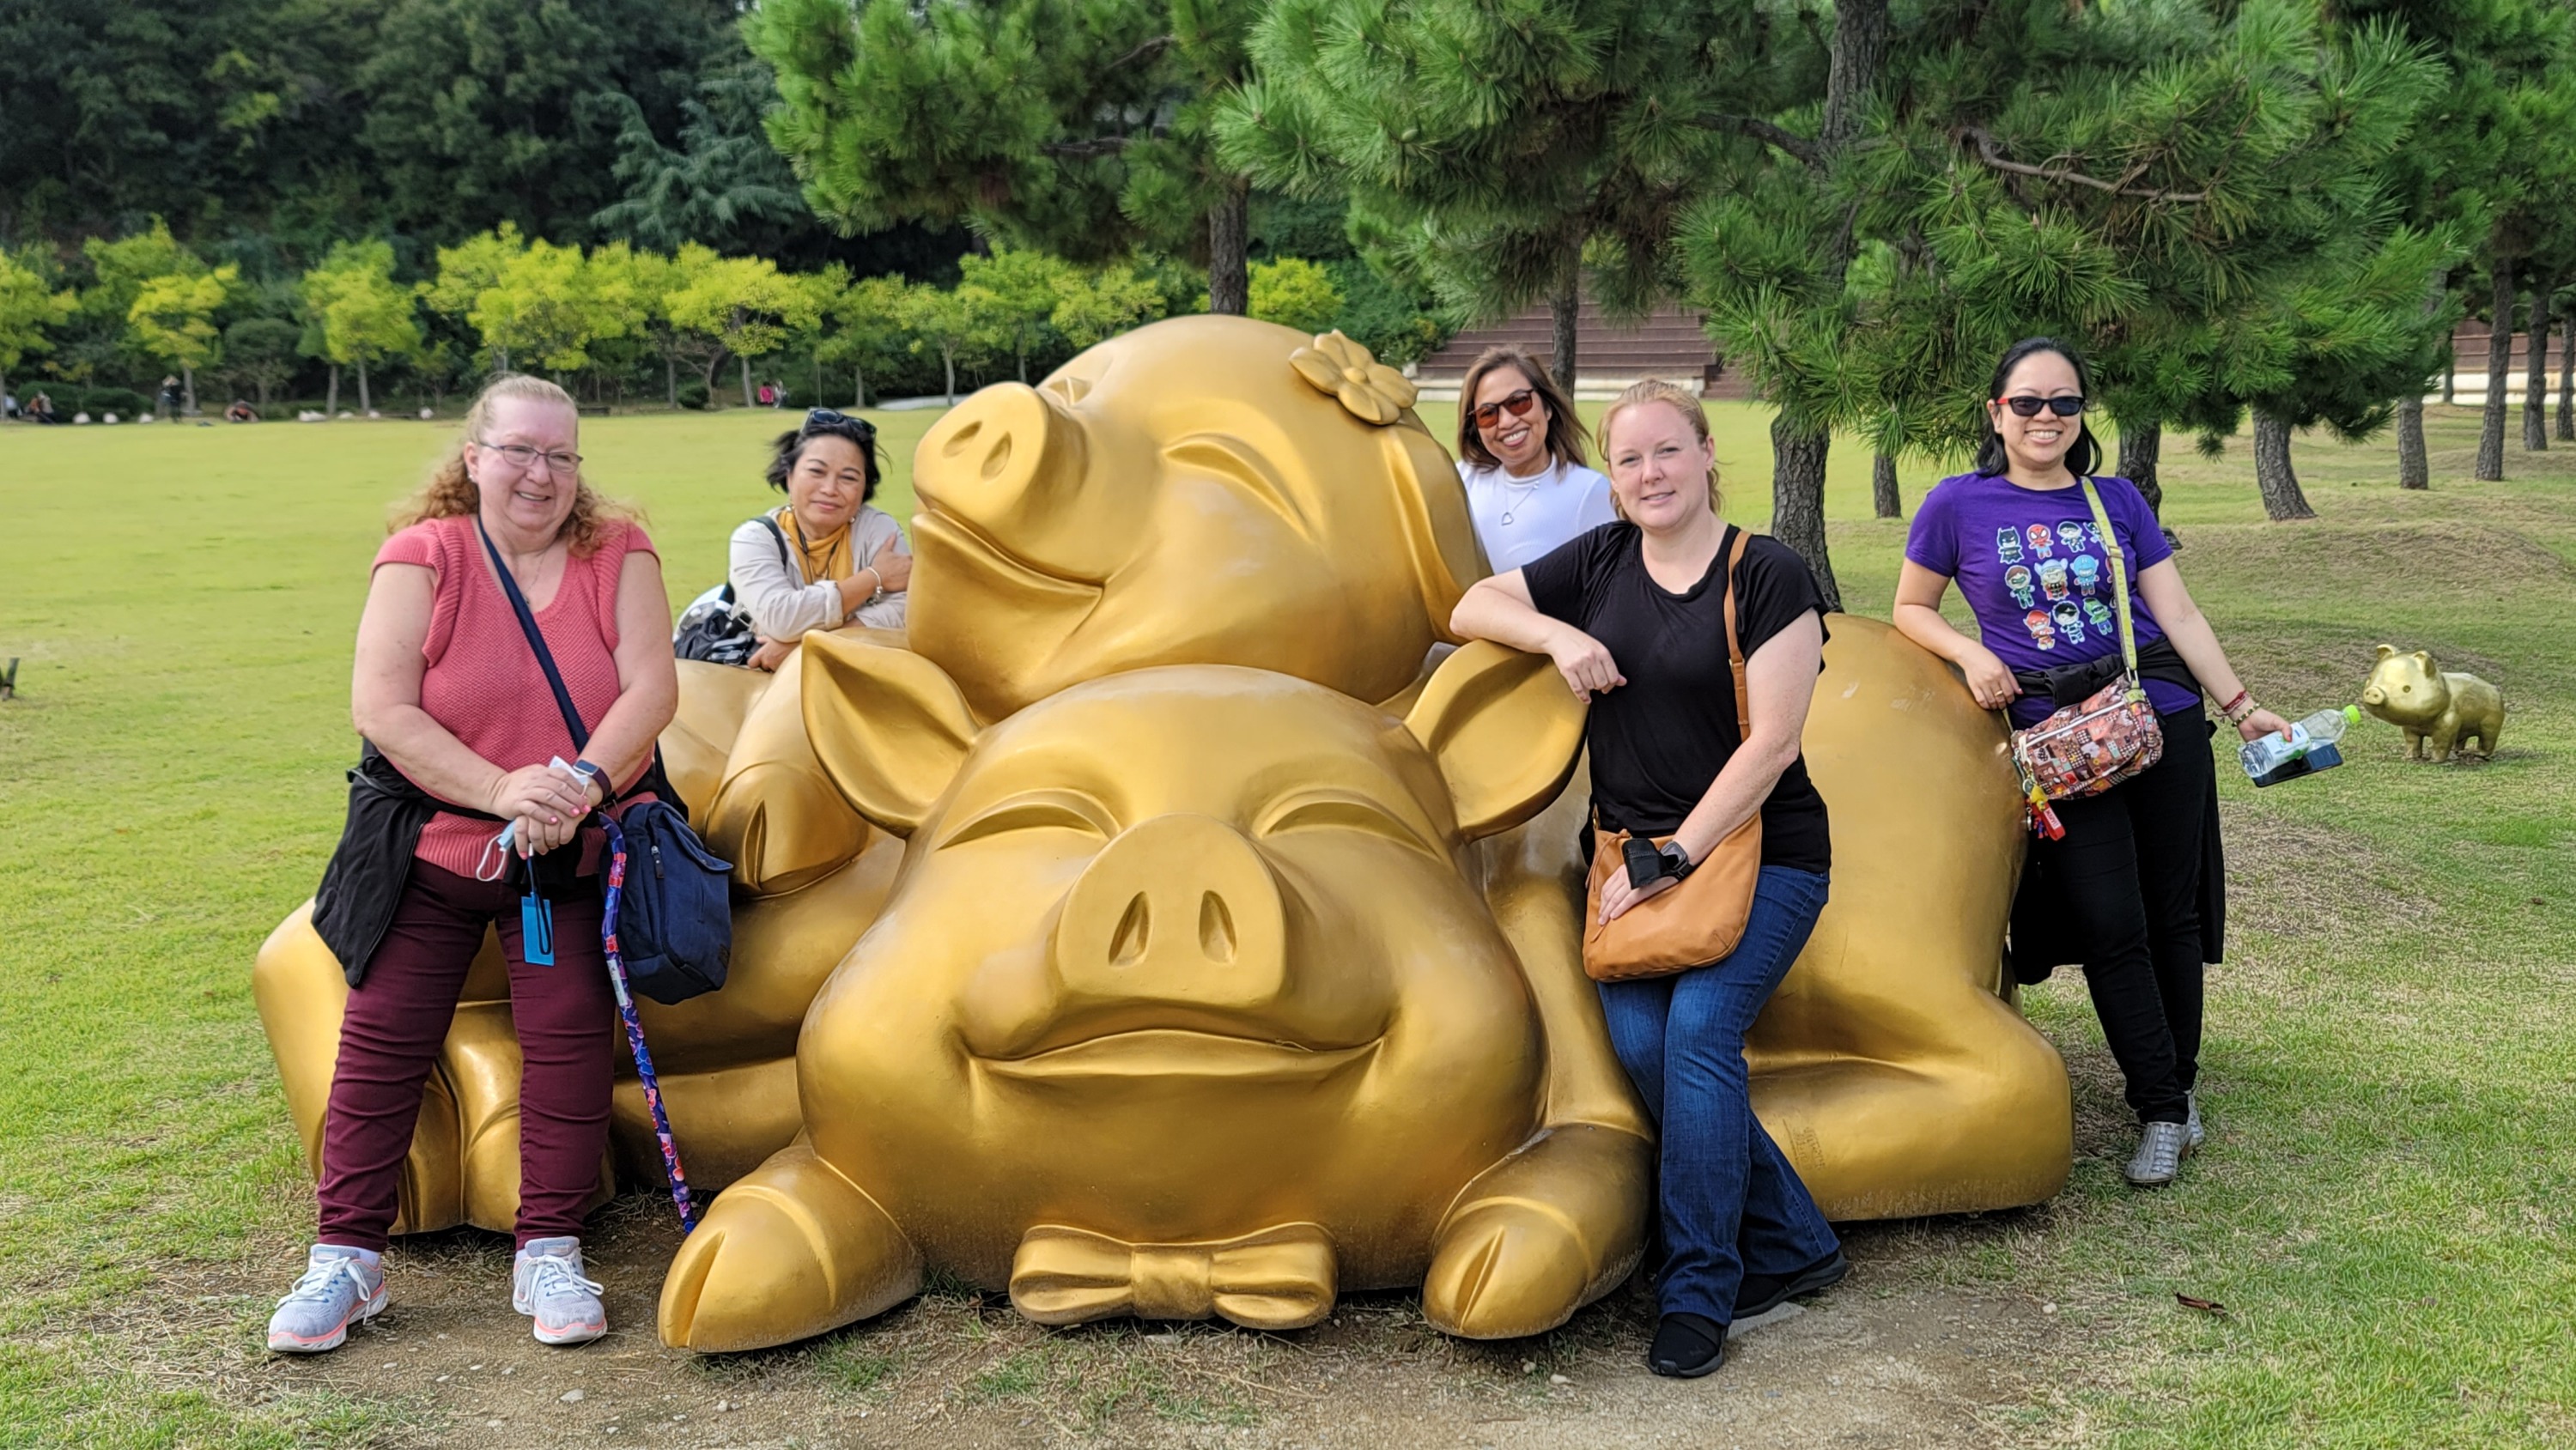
left=309, top=745, right=590, bottom=986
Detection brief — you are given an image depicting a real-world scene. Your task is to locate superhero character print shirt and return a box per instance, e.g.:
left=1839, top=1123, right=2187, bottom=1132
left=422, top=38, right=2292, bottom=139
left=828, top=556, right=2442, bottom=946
left=1905, top=471, right=2201, bottom=726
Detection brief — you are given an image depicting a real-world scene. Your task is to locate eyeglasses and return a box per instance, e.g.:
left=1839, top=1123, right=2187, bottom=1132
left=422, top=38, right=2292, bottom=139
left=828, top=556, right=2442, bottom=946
left=2000, top=395, right=2087, bottom=418
left=475, top=440, right=582, bottom=473
left=805, top=407, right=876, bottom=438
left=1471, top=389, right=1540, bottom=428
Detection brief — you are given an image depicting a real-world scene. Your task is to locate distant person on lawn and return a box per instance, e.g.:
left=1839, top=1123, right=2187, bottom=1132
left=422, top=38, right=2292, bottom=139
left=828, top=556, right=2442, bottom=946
left=270, top=373, right=677, bottom=1355
left=226, top=399, right=259, bottom=422
left=157, top=375, right=183, bottom=420
left=728, top=407, right=910, bottom=670
left=1452, top=345, right=1617, bottom=571
left=28, top=391, right=58, bottom=424
left=1893, top=337, right=2290, bottom=1189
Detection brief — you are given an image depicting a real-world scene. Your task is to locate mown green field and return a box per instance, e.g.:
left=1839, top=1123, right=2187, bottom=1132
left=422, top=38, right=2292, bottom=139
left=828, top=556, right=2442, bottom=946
left=1, top=401, right=2570, bottom=1447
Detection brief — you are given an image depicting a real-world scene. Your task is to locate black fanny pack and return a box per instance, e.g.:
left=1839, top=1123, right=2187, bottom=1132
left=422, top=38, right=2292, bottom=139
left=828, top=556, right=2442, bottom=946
left=2014, top=636, right=2202, bottom=710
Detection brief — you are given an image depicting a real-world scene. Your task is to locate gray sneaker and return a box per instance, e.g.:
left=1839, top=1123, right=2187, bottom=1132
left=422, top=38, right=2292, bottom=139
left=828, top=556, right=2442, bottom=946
left=2123, top=1120, right=2191, bottom=1186
left=266, top=1246, right=388, bottom=1353
left=512, top=1237, right=605, bottom=1345
left=2185, top=1090, right=2206, bottom=1149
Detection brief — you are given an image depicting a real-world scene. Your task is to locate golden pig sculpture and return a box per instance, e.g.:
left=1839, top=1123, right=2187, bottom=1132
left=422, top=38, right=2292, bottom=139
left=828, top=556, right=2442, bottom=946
left=656, top=637, right=1649, bottom=1349
left=2360, top=644, right=2504, bottom=761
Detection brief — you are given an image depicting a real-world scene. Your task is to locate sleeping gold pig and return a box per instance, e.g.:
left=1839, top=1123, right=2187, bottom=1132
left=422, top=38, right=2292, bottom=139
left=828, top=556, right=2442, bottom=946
left=657, top=636, right=1652, bottom=1350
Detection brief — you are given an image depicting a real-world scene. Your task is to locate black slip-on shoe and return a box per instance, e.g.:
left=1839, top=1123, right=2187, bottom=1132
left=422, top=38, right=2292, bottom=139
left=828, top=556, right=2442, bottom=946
left=1732, top=1247, right=1850, bottom=1320
left=1646, top=1312, right=1728, bottom=1378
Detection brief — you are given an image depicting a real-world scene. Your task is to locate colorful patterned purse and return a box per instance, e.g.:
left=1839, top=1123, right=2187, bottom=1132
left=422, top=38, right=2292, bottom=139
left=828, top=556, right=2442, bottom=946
left=2008, top=480, right=2164, bottom=837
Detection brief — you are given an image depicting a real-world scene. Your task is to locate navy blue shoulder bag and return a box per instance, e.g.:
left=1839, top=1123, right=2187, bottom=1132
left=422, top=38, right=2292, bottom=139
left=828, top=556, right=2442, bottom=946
left=476, top=519, right=732, bottom=1004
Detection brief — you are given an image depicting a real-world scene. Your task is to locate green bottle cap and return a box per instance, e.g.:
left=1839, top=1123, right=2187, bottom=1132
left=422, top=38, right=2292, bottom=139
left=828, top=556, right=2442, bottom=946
left=2342, top=705, right=2361, bottom=723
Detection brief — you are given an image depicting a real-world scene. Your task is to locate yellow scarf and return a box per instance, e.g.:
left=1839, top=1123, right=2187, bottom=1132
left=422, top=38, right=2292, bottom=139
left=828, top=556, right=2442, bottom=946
left=774, top=506, right=854, bottom=585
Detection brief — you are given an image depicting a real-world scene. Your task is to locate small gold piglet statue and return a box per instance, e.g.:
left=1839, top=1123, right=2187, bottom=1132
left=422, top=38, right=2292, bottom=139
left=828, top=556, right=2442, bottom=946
left=2360, top=645, right=2504, bottom=761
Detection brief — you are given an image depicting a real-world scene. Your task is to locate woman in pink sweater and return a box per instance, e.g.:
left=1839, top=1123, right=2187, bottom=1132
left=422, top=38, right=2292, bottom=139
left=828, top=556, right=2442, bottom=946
left=270, top=375, right=677, bottom=1355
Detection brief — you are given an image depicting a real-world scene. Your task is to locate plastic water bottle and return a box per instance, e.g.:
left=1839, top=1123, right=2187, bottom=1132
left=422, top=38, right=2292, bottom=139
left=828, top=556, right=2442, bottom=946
left=2239, top=706, right=2361, bottom=787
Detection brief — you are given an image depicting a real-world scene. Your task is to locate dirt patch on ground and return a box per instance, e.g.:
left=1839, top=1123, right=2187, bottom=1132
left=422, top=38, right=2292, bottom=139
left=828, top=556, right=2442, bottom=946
left=150, top=1198, right=2069, bottom=1449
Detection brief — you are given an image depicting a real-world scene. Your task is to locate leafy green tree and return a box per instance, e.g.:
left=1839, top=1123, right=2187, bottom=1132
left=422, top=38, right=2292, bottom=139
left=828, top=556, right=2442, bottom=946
left=423, top=224, right=531, bottom=372
left=1050, top=264, right=1169, bottom=350
left=1246, top=258, right=1341, bottom=335
left=957, top=247, right=1073, bottom=382
left=129, top=265, right=239, bottom=415
left=666, top=254, right=823, bottom=406
left=221, top=316, right=301, bottom=408
left=617, top=244, right=722, bottom=408
left=896, top=281, right=986, bottom=405
left=78, top=220, right=205, bottom=374
left=0, top=247, right=76, bottom=408
left=749, top=0, right=1265, bottom=312
left=304, top=240, right=423, bottom=415
left=1318, top=257, right=1449, bottom=369
left=813, top=270, right=916, bottom=406
left=593, top=55, right=811, bottom=255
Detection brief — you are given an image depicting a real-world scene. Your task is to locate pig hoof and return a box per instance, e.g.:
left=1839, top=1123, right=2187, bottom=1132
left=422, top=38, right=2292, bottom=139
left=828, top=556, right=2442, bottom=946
left=659, top=1143, right=921, bottom=1352
left=1421, top=1198, right=1601, bottom=1339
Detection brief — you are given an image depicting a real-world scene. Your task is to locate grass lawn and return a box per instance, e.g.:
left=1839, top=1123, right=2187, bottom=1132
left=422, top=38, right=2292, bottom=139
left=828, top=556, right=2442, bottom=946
left=1, top=400, right=2570, bottom=1447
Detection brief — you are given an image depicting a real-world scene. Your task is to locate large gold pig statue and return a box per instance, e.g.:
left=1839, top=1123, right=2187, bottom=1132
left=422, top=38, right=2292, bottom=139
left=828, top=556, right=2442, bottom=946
left=658, top=636, right=1649, bottom=1350
left=2360, top=643, right=2504, bottom=761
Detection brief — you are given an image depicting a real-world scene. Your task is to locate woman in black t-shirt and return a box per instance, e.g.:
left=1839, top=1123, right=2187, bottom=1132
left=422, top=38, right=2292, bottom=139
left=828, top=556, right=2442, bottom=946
left=1449, top=380, right=1843, bottom=1380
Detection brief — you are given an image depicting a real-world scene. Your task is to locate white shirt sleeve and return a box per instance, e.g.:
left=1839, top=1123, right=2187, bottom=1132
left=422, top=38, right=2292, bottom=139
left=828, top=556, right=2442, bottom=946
left=849, top=507, right=909, bottom=631
left=1574, top=466, right=1621, bottom=532
left=729, top=517, right=842, bottom=640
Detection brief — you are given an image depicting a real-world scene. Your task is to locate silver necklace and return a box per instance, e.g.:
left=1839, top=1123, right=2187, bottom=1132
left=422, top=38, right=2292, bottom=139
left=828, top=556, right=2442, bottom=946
left=1497, top=464, right=1552, bottom=525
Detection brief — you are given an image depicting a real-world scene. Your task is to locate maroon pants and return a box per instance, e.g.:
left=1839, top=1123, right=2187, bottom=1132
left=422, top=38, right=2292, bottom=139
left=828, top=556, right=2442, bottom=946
left=317, top=859, right=614, bottom=1252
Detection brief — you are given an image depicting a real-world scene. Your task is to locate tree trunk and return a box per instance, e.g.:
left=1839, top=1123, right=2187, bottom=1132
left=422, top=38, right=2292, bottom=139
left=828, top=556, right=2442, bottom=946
left=179, top=365, right=197, bottom=416
left=740, top=354, right=755, bottom=409
left=1206, top=184, right=1250, bottom=317
left=2251, top=410, right=2315, bottom=521
left=327, top=364, right=339, bottom=416
left=1870, top=451, right=1899, bottom=519
left=2559, top=299, right=2574, bottom=443
left=1769, top=413, right=1842, bottom=611
left=1548, top=243, right=1580, bottom=396
left=2524, top=273, right=2555, bottom=451
left=941, top=345, right=957, bottom=406
left=1821, top=0, right=1890, bottom=155
left=2476, top=264, right=2513, bottom=480
left=2397, top=392, right=2428, bottom=490
left=2118, top=422, right=2163, bottom=515
left=2439, top=342, right=2454, bottom=404
left=357, top=359, right=371, bottom=416
left=853, top=366, right=867, bottom=410
left=701, top=350, right=729, bottom=407
left=665, top=355, right=677, bottom=410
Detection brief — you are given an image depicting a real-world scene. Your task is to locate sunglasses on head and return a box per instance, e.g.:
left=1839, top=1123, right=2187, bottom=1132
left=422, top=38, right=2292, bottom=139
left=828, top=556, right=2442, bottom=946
left=1472, top=389, right=1540, bottom=428
left=804, top=406, right=877, bottom=438
left=2000, top=395, right=2087, bottom=417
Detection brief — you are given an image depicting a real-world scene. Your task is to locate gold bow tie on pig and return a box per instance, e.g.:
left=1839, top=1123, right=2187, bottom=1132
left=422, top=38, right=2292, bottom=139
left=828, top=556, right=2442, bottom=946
left=1008, top=1223, right=1337, bottom=1329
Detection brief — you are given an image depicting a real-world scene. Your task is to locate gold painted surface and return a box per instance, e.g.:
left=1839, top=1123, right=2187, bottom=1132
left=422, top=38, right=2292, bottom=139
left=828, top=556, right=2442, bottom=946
left=658, top=637, right=1652, bottom=1350
left=2361, top=643, right=2504, bottom=761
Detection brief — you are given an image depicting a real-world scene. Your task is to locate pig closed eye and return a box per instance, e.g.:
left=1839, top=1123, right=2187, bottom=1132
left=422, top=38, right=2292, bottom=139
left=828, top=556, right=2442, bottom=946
left=1258, top=792, right=1435, bottom=854
left=940, top=794, right=1114, bottom=849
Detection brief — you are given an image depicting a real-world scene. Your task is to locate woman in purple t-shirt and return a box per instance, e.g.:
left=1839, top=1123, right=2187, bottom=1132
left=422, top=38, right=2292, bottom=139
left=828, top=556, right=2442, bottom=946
left=1894, top=338, right=2290, bottom=1190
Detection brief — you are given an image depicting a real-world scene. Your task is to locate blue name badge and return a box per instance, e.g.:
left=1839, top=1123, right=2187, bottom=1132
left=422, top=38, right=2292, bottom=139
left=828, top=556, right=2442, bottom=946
left=522, top=893, right=556, bottom=966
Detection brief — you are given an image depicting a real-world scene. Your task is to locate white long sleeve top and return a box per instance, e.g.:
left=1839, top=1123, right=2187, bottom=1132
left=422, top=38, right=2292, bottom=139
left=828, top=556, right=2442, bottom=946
left=728, top=506, right=909, bottom=638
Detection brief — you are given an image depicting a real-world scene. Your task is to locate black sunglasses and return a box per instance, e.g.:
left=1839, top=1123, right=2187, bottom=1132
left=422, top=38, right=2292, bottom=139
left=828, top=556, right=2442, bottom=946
left=1472, top=389, right=1540, bottom=428
left=804, top=407, right=877, bottom=438
left=2000, top=395, right=2087, bottom=417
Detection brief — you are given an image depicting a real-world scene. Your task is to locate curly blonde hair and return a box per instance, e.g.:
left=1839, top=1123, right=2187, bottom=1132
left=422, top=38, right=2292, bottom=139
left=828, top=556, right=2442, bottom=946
left=392, top=374, right=638, bottom=555
left=1595, top=379, right=1722, bottom=518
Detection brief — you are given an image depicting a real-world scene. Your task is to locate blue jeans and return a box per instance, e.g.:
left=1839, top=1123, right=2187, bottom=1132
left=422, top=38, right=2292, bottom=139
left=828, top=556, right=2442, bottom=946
left=1597, top=865, right=1839, bottom=1323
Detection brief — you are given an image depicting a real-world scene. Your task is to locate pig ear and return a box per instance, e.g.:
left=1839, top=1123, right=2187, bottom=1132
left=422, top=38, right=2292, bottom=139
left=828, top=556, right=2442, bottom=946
left=1403, top=640, right=1586, bottom=841
left=1384, top=427, right=1490, bottom=641
left=2375, top=643, right=2396, bottom=659
left=2412, top=651, right=2434, bottom=670
left=799, top=634, right=979, bottom=837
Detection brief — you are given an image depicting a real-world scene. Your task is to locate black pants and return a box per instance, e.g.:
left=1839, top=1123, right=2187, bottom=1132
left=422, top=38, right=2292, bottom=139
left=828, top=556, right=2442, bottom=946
left=2042, top=706, right=2209, bottom=1125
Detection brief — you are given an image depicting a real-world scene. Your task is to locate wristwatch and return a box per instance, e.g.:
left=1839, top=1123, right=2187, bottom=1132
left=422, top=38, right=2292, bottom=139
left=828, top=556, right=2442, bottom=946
left=569, top=759, right=608, bottom=806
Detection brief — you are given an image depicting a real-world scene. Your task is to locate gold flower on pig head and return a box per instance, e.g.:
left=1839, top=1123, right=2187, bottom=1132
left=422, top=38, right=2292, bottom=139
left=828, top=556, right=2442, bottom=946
left=1291, top=331, right=1418, bottom=425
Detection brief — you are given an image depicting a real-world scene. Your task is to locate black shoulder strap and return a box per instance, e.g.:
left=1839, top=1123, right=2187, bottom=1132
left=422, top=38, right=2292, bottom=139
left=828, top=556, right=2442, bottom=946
left=476, top=516, right=591, bottom=753
left=756, top=513, right=792, bottom=570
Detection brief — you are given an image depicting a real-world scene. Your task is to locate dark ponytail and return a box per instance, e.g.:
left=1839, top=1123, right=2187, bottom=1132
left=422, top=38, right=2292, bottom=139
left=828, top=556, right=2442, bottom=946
left=1972, top=337, right=2102, bottom=479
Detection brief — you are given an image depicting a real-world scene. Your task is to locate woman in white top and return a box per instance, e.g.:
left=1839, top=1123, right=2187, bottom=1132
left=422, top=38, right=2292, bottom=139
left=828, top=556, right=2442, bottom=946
left=729, top=409, right=913, bottom=670
left=1454, top=346, right=1619, bottom=569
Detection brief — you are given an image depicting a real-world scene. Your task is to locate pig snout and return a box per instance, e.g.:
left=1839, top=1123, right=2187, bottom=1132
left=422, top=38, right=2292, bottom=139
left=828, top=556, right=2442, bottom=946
left=2361, top=683, right=2387, bottom=707
left=1054, top=814, right=1288, bottom=1016
left=916, top=384, right=1101, bottom=569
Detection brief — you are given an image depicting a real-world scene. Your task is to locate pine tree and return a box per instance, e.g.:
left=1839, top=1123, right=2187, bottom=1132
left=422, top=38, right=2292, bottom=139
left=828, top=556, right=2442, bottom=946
left=749, top=0, right=1265, bottom=313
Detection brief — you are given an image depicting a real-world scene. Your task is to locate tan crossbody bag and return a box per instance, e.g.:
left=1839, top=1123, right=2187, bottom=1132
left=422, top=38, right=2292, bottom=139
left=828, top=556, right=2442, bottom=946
left=1581, top=527, right=1765, bottom=983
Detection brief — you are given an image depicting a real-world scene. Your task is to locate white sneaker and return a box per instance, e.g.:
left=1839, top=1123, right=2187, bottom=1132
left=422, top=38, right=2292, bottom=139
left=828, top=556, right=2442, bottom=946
left=267, top=1246, right=388, bottom=1353
left=512, top=1237, right=606, bottom=1345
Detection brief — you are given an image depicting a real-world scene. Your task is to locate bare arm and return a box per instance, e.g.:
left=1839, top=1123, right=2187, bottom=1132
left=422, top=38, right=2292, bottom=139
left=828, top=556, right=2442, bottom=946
left=2134, top=559, right=2291, bottom=743
left=350, top=563, right=588, bottom=822
left=1596, top=612, right=1823, bottom=924
left=1892, top=560, right=2019, bottom=711
left=585, top=548, right=680, bottom=791
left=1449, top=569, right=1625, bottom=699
